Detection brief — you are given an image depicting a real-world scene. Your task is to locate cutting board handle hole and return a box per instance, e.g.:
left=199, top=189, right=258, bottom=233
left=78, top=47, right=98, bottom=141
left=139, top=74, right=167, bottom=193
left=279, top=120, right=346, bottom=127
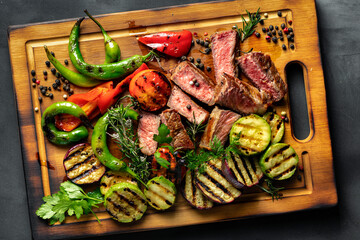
left=285, top=62, right=311, bottom=141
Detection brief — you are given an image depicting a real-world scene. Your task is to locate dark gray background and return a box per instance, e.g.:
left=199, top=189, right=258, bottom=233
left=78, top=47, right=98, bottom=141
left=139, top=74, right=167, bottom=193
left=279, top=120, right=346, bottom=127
left=0, top=0, right=359, bottom=239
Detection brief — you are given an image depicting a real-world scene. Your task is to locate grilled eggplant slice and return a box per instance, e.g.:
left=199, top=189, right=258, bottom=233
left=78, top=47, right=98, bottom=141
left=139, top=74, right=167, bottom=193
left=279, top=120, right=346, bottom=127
left=263, top=112, right=285, bottom=144
left=104, top=182, right=147, bottom=223
left=222, top=152, right=263, bottom=188
left=259, top=143, right=299, bottom=180
left=100, top=171, right=138, bottom=195
left=194, top=159, right=241, bottom=204
left=230, top=114, right=271, bottom=156
left=144, top=176, right=177, bottom=210
left=63, top=143, right=106, bottom=184
left=182, top=170, right=213, bottom=209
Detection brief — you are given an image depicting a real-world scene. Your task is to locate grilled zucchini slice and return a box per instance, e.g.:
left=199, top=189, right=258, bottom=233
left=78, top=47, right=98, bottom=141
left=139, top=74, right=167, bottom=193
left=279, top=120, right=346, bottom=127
left=104, top=182, right=147, bottom=223
left=230, top=114, right=271, bottom=156
left=222, top=152, right=263, bottom=188
left=63, top=143, right=106, bottom=184
left=259, top=143, right=299, bottom=180
left=182, top=170, right=213, bottom=209
left=194, top=158, right=241, bottom=204
left=263, top=112, right=285, bottom=144
left=100, top=171, right=138, bottom=195
left=144, top=176, right=177, bottom=210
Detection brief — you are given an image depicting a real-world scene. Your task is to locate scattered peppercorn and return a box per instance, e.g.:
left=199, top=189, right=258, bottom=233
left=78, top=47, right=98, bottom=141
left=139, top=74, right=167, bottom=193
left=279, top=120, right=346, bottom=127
left=281, top=23, right=286, bottom=29
left=200, top=40, right=205, bottom=46
left=262, top=27, right=266, bottom=33
left=69, top=89, right=74, bottom=94
left=198, top=63, right=204, bottom=70
left=278, top=30, right=283, bottom=36
left=283, top=27, right=289, bottom=34
left=272, top=36, right=278, bottom=43
left=204, top=32, right=208, bottom=36
left=277, top=11, right=282, bottom=17
left=255, top=32, right=260, bottom=38
left=195, top=81, right=200, bottom=87
left=64, top=59, right=69, bottom=65
left=39, top=86, right=44, bottom=90
left=281, top=111, right=287, bottom=116
left=52, top=83, right=58, bottom=89
left=49, top=93, right=54, bottom=99
left=269, top=25, right=274, bottom=31
left=196, top=58, right=201, bottom=63
left=204, top=41, right=209, bottom=47
left=32, top=84, right=36, bottom=88
left=181, top=56, right=187, bottom=61
left=48, top=87, right=51, bottom=91
left=287, top=35, right=292, bottom=40
left=290, top=32, right=294, bottom=37
left=264, top=13, right=268, bottom=18
left=267, top=32, right=272, bottom=37
left=51, top=51, right=55, bottom=57
left=41, top=89, right=47, bottom=95
left=297, top=174, right=302, bottom=181
left=299, top=164, right=304, bottom=171
left=189, top=57, right=194, bottom=63
left=45, top=61, right=50, bottom=67
left=35, top=80, right=40, bottom=85
left=64, top=80, right=69, bottom=84
left=204, top=37, right=210, bottom=42
left=204, top=48, right=211, bottom=54
left=265, top=35, right=271, bottom=41
left=191, top=40, right=194, bottom=46
left=282, top=44, right=287, bottom=50
left=284, top=117, right=289, bottom=122
left=186, top=104, right=191, bottom=110
left=206, top=66, right=211, bottom=72
left=193, top=32, right=198, bottom=37
left=38, top=97, right=43, bottom=103
left=272, top=30, right=276, bottom=35
left=288, top=20, right=293, bottom=25
left=196, top=39, right=200, bottom=44
left=43, top=70, right=47, bottom=76
left=44, top=75, right=47, bottom=80
left=60, top=77, right=65, bottom=82
left=31, top=70, right=36, bottom=76
left=280, top=36, right=284, bottom=41
left=51, top=68, right=56, bottom=74
left=189, top=81, right=194, bottom=86
left=55, top=79, right=61, bottom=86
left=275, top=26, right=279, bottom=30
left=288, top=27, right=293, bottom=32
left=32, top=78, right=36, bottom=83
left=260, top=19, right=264, bottom=25
left=34, top=107, right=39, bottom=112
left=55, top=72, right=61, bottom=78
left=63, top=94, right=68, bottom=100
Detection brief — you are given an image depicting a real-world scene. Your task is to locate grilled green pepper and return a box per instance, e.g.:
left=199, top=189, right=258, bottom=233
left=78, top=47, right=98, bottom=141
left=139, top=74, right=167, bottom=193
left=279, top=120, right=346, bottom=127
left=84, top=9, right=121, bottom=64
left=69, top=17, right=157, bottom=80
left=41, top=101, right=92, bottom=145
left=44, top=46, right=102, bottom=87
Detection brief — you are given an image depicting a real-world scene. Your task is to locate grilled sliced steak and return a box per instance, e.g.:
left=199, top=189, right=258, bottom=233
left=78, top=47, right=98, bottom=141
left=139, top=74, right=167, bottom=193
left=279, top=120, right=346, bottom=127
left=160, top=109, right=194, bottom=150
left=167, top=85, right=209, bottom=124
left=211, top=30, right=238, bottom=84
left=138, top=111, right=160, bottom=156
left=237, top=52, right=287, bottom=102
left=171, top=61, right=216, bottom=105
left=214, top=73, right=269, bottom=115
left=200, top=106, right=240, bottom=150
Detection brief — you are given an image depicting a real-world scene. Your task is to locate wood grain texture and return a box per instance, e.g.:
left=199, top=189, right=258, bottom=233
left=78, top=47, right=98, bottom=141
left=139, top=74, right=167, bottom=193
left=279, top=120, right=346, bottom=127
left=8, top=0, right=337, bottom=239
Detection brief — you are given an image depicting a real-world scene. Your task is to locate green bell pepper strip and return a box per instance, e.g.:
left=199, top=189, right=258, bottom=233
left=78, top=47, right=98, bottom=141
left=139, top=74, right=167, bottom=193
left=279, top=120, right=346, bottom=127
left=44, top=45, right=102, bottom=87
left=91, top=108, right=146, bottom=186
left=41, top=101, right=92, bottom=145
left=84, top=9, right=121, bottom=64
left=69, top=17, right=158, bottom=80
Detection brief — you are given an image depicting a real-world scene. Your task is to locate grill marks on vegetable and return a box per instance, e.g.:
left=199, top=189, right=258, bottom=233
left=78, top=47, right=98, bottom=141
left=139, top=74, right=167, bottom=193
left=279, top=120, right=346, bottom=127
left=144, top=176, right=177, bottom=210
left=100, top=171, right=137, bottom=195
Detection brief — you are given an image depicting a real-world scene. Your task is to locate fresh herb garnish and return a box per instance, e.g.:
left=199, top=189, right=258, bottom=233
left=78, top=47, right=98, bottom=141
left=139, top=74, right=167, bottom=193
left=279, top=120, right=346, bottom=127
left=154, top=151, right=171, bottom=169
left=153, top=123, right=173, bottom=145
left=186, top=113, right=207, bottom=146
left=108, top=105, right=150, bottom=183
left=256, top=178, right=285, bottom=201
left=36, top=181, right=103, bottom=225
left=234, top=8, right=263, bottom=42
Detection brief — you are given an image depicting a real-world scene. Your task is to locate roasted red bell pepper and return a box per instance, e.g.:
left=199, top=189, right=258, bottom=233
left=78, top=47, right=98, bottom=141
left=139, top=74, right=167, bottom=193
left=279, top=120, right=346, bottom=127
left=138, top=30, right=192, bottom=58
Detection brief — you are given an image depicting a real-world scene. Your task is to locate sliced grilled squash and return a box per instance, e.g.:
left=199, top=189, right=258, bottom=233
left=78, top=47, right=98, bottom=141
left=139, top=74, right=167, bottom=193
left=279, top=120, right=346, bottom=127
left=263, top=112, right=285, bottom=144
left=194, top=158, right=241, bottom=204
left=259, top=143, right=299, bottom=180
left=104, top=182, right=147, bottom=223
left=100, top=171, right=138, bottom=195
left=222, top=152, right=263, bottom=188
left=63, top=143, right=105, bottom=184
left=144, top=176, right=177, bottom=210
left=230, top=114, right=271, bottom=156
left=182, top=170, right=213, bottom=209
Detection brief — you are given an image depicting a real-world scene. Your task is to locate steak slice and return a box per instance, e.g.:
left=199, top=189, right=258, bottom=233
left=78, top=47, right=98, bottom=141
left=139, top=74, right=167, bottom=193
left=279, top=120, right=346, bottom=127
left=160, top=109, right=194, bottom=150
left=237, top=52, right=287, bottom=102
left=200, top=106, right=240, bottom=150
left=211, top=30, right=238, bottom=84
left=137, top=111, right=160, bottom=156
left=167, top=85, right=209, bottom=125
left=214, top=73, right=269, bottom=115
left=171, top=61, right=216, bottom=105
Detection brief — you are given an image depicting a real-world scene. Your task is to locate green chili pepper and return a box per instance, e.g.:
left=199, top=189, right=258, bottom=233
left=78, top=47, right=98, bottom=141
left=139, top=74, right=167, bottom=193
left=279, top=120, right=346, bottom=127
left=69, top=17, right=158, bottom=80
left=44, top=45, right=102, bottom=87
left=41, top=101, right=92, bottom=145
left=84, top=9, right=121, bottom=64
left=91, top=108, right=145, bottom=185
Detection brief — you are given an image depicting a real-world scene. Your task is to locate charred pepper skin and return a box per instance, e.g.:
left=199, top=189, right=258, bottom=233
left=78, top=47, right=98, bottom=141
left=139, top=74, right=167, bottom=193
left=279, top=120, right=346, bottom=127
left=91, top=108, right=145, bottom=185
left=69, top=17, right=157, bottom=80
left=44, top=46, right=102, bottom=87
left=41, top=101, right=92, bottom=145
left=84, top=9, right=121, bottom=64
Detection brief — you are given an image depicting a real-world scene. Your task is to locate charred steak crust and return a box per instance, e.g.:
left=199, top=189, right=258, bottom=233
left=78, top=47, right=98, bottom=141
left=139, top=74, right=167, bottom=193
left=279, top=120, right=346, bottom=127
left=160, top=109, right=195, bottom=150
left=171, top=61, right=216, bottom=105
left=167, top=85, right=209, bottom=125
left=237, top=52, right=287, bottom=102
left=200, top=106, right=240, bottom=150
left=211, top=30, right=238, bottom=84
left=138, top=111, right=160, bottom=156
left=214, top=73, right=269, bottom=115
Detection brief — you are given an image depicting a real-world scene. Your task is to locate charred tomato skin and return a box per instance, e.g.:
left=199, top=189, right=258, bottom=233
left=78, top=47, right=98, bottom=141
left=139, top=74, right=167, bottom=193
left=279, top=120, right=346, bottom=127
left=129, top=69, right=171, bottom=111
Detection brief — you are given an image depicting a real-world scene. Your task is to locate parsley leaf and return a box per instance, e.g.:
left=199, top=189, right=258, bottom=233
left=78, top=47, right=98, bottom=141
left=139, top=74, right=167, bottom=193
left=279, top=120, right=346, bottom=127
left=154, top=151, right=171, bottom=169
left=153, top=124, right=172, bottom=145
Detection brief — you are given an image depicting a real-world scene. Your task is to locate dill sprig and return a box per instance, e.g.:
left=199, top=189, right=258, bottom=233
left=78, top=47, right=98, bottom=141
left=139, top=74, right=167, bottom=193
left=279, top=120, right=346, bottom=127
left=234, top=8, right=262, bottom=42
left=256, top=178, right=285, bottom=201
left=107, top=106, right=150, bottom=182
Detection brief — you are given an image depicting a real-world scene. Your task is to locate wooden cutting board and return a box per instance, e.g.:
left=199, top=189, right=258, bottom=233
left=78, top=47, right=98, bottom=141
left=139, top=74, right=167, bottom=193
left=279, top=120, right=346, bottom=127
left=8, top=0, right=337, bottom=239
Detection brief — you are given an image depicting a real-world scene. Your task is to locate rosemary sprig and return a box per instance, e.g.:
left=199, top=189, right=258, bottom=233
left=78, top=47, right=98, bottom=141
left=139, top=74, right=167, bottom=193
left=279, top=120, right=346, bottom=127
left=234, top=8, right=262, bottom=42
left=186, top=113, right=207, bottom=146
left=256, top=178, right=285, bottom=201
left=107, top=106, right=150, bottom=182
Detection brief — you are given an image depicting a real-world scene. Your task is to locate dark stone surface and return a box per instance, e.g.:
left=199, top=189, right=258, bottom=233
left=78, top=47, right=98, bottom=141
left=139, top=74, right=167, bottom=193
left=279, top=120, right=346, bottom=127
left=0, top=0, right=359, bottom=239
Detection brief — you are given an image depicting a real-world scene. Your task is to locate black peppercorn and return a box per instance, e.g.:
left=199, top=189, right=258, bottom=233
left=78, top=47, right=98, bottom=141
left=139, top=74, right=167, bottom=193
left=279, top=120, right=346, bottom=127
left=55, top=72, right=61, bottom=78
left=48, top=87, right=51, bottom=91
left=279, top=36, right=284, bottom=41
left=31, top=70, right=36, bottom=76
left=38, top=97, right=42, bottom=103
left=204, top=48, right=211, bottom=54
left=267, top=32, right=272, bottom=37
left=278, top=30, right=283, bottom=36
left=282, top=44, right=287, bottom=50
left=188, top=57, right=194, bottom=63
left=43, top=70, right=47, bottom=76
left=260, top=19, right=264, bottom=25
left=55, top=79, right=61, bottom=86
left=269, top=25, right=274, bottom=31
left=275, top=26, right=279, bottom=30
left=288, top=27, right=293, bottom=32
left=41, top=89, right=47, bottom=95
left=290, top=32, right=294, bottom=37
left=32, top=83, right=36, bottom=88
left=290, top=44, right=295, bottom=49
left=297, top=174, right=302, bottom=181
left=191, top=40, right=194, bottom=46
left=50, top=51, right=55, bottom=57
left=262, top=27, right=266, bottom=33
left=49, top=93, right=54, bottom=99
left=45, top=61, right=50, bottom=67
left=196, top=58, right=201, bottom=63
left=39, top=85, right=44, bottom=90
left=277, top=11, right=282, bottom=17
left=51, top=68, right=56, bottom=75
left=198, top=63, right=204, bottom=70
left=186, top=104, right=191, bottom=110
left=32, top=78, right=36, bottom=83
left=200, top=40, right=205, bottom=46
left=255, top=32, right=260, bottom=38
left=64, top=59, right=69, bottom=65
left=181, top=56, right=187, bottom=61
left=272, top=36, right=277, bottom=43
left=206, top=66, right=211, bottom=72
left=204, top=41, right=209, bottom=47
left=272, top=30, right=276, bottom=35
left=287, top=35, right=292, bottom=40
left=196, top=39, right=200, bottom=44
left=52, top=83, right=58, bottom=89
left=281, top=23, right=286, bottom=29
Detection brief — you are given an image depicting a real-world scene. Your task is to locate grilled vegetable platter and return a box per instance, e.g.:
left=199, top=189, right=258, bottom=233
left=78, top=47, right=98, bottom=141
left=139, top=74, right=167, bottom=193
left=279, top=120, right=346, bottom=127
left=7, top=0, right=337, bottom=237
